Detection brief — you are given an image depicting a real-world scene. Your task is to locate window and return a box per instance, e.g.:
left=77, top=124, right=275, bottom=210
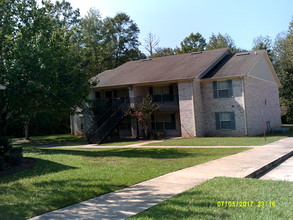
left=80, top=116, right=84, bottom=131
left=152, top=86, right=174, bottom=101
left=213, top=80, right=233, bottom=98
left=119, top=116, right=131, bottom=130
left=215, top=112, right=236, bottom=130
left=152, top=114, right=176, bottom=130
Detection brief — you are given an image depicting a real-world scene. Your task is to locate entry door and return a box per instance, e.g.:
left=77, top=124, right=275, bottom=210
left=105, top=91, right=113, bottom=107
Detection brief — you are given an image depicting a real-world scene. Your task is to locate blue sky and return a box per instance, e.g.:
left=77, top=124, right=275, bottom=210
left=38, top=0, right=292, bottom=53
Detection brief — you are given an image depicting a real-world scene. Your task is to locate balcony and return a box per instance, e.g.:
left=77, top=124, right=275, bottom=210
left=130, top=95, right=179, bottom=111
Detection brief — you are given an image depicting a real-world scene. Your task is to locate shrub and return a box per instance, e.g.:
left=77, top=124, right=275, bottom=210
left=149, top=131, right=166, bottom=140
left=9, top=147, right=23, bottom=165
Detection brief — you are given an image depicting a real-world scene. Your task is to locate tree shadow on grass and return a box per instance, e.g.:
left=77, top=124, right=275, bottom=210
left=3, top=181, right=232, bottom=220
left=0, top=158, right=77, bottom=183
left=130, top=189, right=232, bottom=220
left=0, top=178, right=128, bottom=220
left=27, top=148, right=198, bottom=159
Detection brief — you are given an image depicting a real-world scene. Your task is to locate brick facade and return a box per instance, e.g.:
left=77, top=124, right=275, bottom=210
left=201, top=78, right=246, bottom=136
left=178, top=81, right=196, bottom=137
left=244, top=76, right=281, bottom=136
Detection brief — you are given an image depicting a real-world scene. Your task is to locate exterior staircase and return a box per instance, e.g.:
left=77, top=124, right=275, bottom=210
left=85, top=98, right=130, bottom=144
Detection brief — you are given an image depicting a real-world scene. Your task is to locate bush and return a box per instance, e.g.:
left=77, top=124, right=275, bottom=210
left=9, top=147, right=23, bottom=165
left=149, top=131, right=166, bottom=140
left=0, top=156, right=4, bottom=171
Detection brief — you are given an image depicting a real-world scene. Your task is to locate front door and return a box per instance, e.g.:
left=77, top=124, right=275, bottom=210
left=105, top=91, right=113, bottom=107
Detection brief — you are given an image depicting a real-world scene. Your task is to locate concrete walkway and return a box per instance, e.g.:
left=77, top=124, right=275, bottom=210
left=260, top=156, right=293, bottom=181
left=30, top=137, right=293, bottom=220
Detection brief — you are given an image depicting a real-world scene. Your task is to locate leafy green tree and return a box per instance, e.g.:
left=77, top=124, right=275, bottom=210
left=80, top=8, right=104, bottom=76
left=273, top=18, right=293, bottom=123
left=102, top=12, right=145, bottom=70
left=80, top=10, right=145, bottom=76
left=0, top=0, right=88, bottom=139
left=252, top=35, right=274, bottom=61
left=178, top=32, right=206, bottom=53
left=0, top=0, right=19, bottom=136
left=206, top=33, right=237, bottom=52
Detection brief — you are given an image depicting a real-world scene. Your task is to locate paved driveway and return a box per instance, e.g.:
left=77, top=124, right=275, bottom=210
left=260, top=157, right=293, bottom=181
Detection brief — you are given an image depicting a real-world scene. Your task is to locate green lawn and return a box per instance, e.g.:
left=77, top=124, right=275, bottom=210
left=129, top=177, right=293, bottom=220
left=145, top=132, right=293, bottom=146
left=0, top=147, right=248, bottom=220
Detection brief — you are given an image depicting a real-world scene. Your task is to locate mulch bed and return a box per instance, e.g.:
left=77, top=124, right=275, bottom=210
left=0, top=157, right=36, bottom=178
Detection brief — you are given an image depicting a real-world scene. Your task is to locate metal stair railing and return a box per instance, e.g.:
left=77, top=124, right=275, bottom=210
left=85, top=98, right=123, bottom=141
left=86, top=97, right=130, bottom=144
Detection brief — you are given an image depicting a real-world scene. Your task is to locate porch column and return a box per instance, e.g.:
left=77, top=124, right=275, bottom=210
left=128, top=86, right=138, bottom=138
left=178, top=81, right=196, bottom=137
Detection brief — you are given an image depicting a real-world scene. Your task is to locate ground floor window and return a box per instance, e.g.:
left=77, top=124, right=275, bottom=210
left=215, top=112, right=236, bottom=130
left=152, top=113, right=176, bottom=130
left=119, top=116, right=131, bottom=130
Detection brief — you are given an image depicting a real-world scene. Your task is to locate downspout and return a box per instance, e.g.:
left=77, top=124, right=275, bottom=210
left=242, top=77, right=248, bottom=136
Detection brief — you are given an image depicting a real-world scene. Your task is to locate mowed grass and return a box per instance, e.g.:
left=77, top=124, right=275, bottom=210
left=0, top=147, right=248, bottom=220
left=144, top=136, right=283, bottom=146
left=130, top=177, right=293, bottom=220
left=145, top=132, right=293, bottom=146
left=144, top=125, right=293, bottom=146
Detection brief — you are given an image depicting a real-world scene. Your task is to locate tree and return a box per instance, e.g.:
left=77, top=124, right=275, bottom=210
left=178, top=32, right=206, bottom=53
left=102, top=13, right=145, bottom=70
left=80, top=11, right=145, bottom=76
left=252, top=35, right=274, bottom=61
left=206, top=33, right=237, bottom=52
left=151, top=47, right=175, bottom=57
left=80, top=8, right=104, bottom=76
left=273, top=18, right=293, bottom=123
left=0, top=0, right=88, bottom=139
left=144, top=32, right=159, bottom=57
left=125, top=95, right=159, bottom=139
left=0, top=0, right=19, bottom=136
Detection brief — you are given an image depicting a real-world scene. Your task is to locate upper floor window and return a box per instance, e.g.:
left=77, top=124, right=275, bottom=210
left=213, top=80, right=233, bottom=98
left=152, top=86, right=174, bottom=102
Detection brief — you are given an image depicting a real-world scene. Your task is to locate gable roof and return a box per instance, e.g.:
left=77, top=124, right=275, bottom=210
left=201, top=51, right=265, bottom=79
left=91, top=48, right=230, bottom=88
left=201, top=50, right=280, bottom=86
left=91, top=49, right=277, bottom=89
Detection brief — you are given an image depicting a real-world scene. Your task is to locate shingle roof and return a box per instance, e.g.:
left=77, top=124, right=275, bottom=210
left=202, top=51, right=264, bottom=79
left=91, top=48, right=230, bottom=88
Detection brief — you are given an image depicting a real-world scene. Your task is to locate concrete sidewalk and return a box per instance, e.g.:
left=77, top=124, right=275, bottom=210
left=30, top=137, right=293, bottom=220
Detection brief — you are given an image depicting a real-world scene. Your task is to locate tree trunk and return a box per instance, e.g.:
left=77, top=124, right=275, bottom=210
left=24, top=118, right=30, bottom=140
left=143, top=125, right=149, bottom=140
